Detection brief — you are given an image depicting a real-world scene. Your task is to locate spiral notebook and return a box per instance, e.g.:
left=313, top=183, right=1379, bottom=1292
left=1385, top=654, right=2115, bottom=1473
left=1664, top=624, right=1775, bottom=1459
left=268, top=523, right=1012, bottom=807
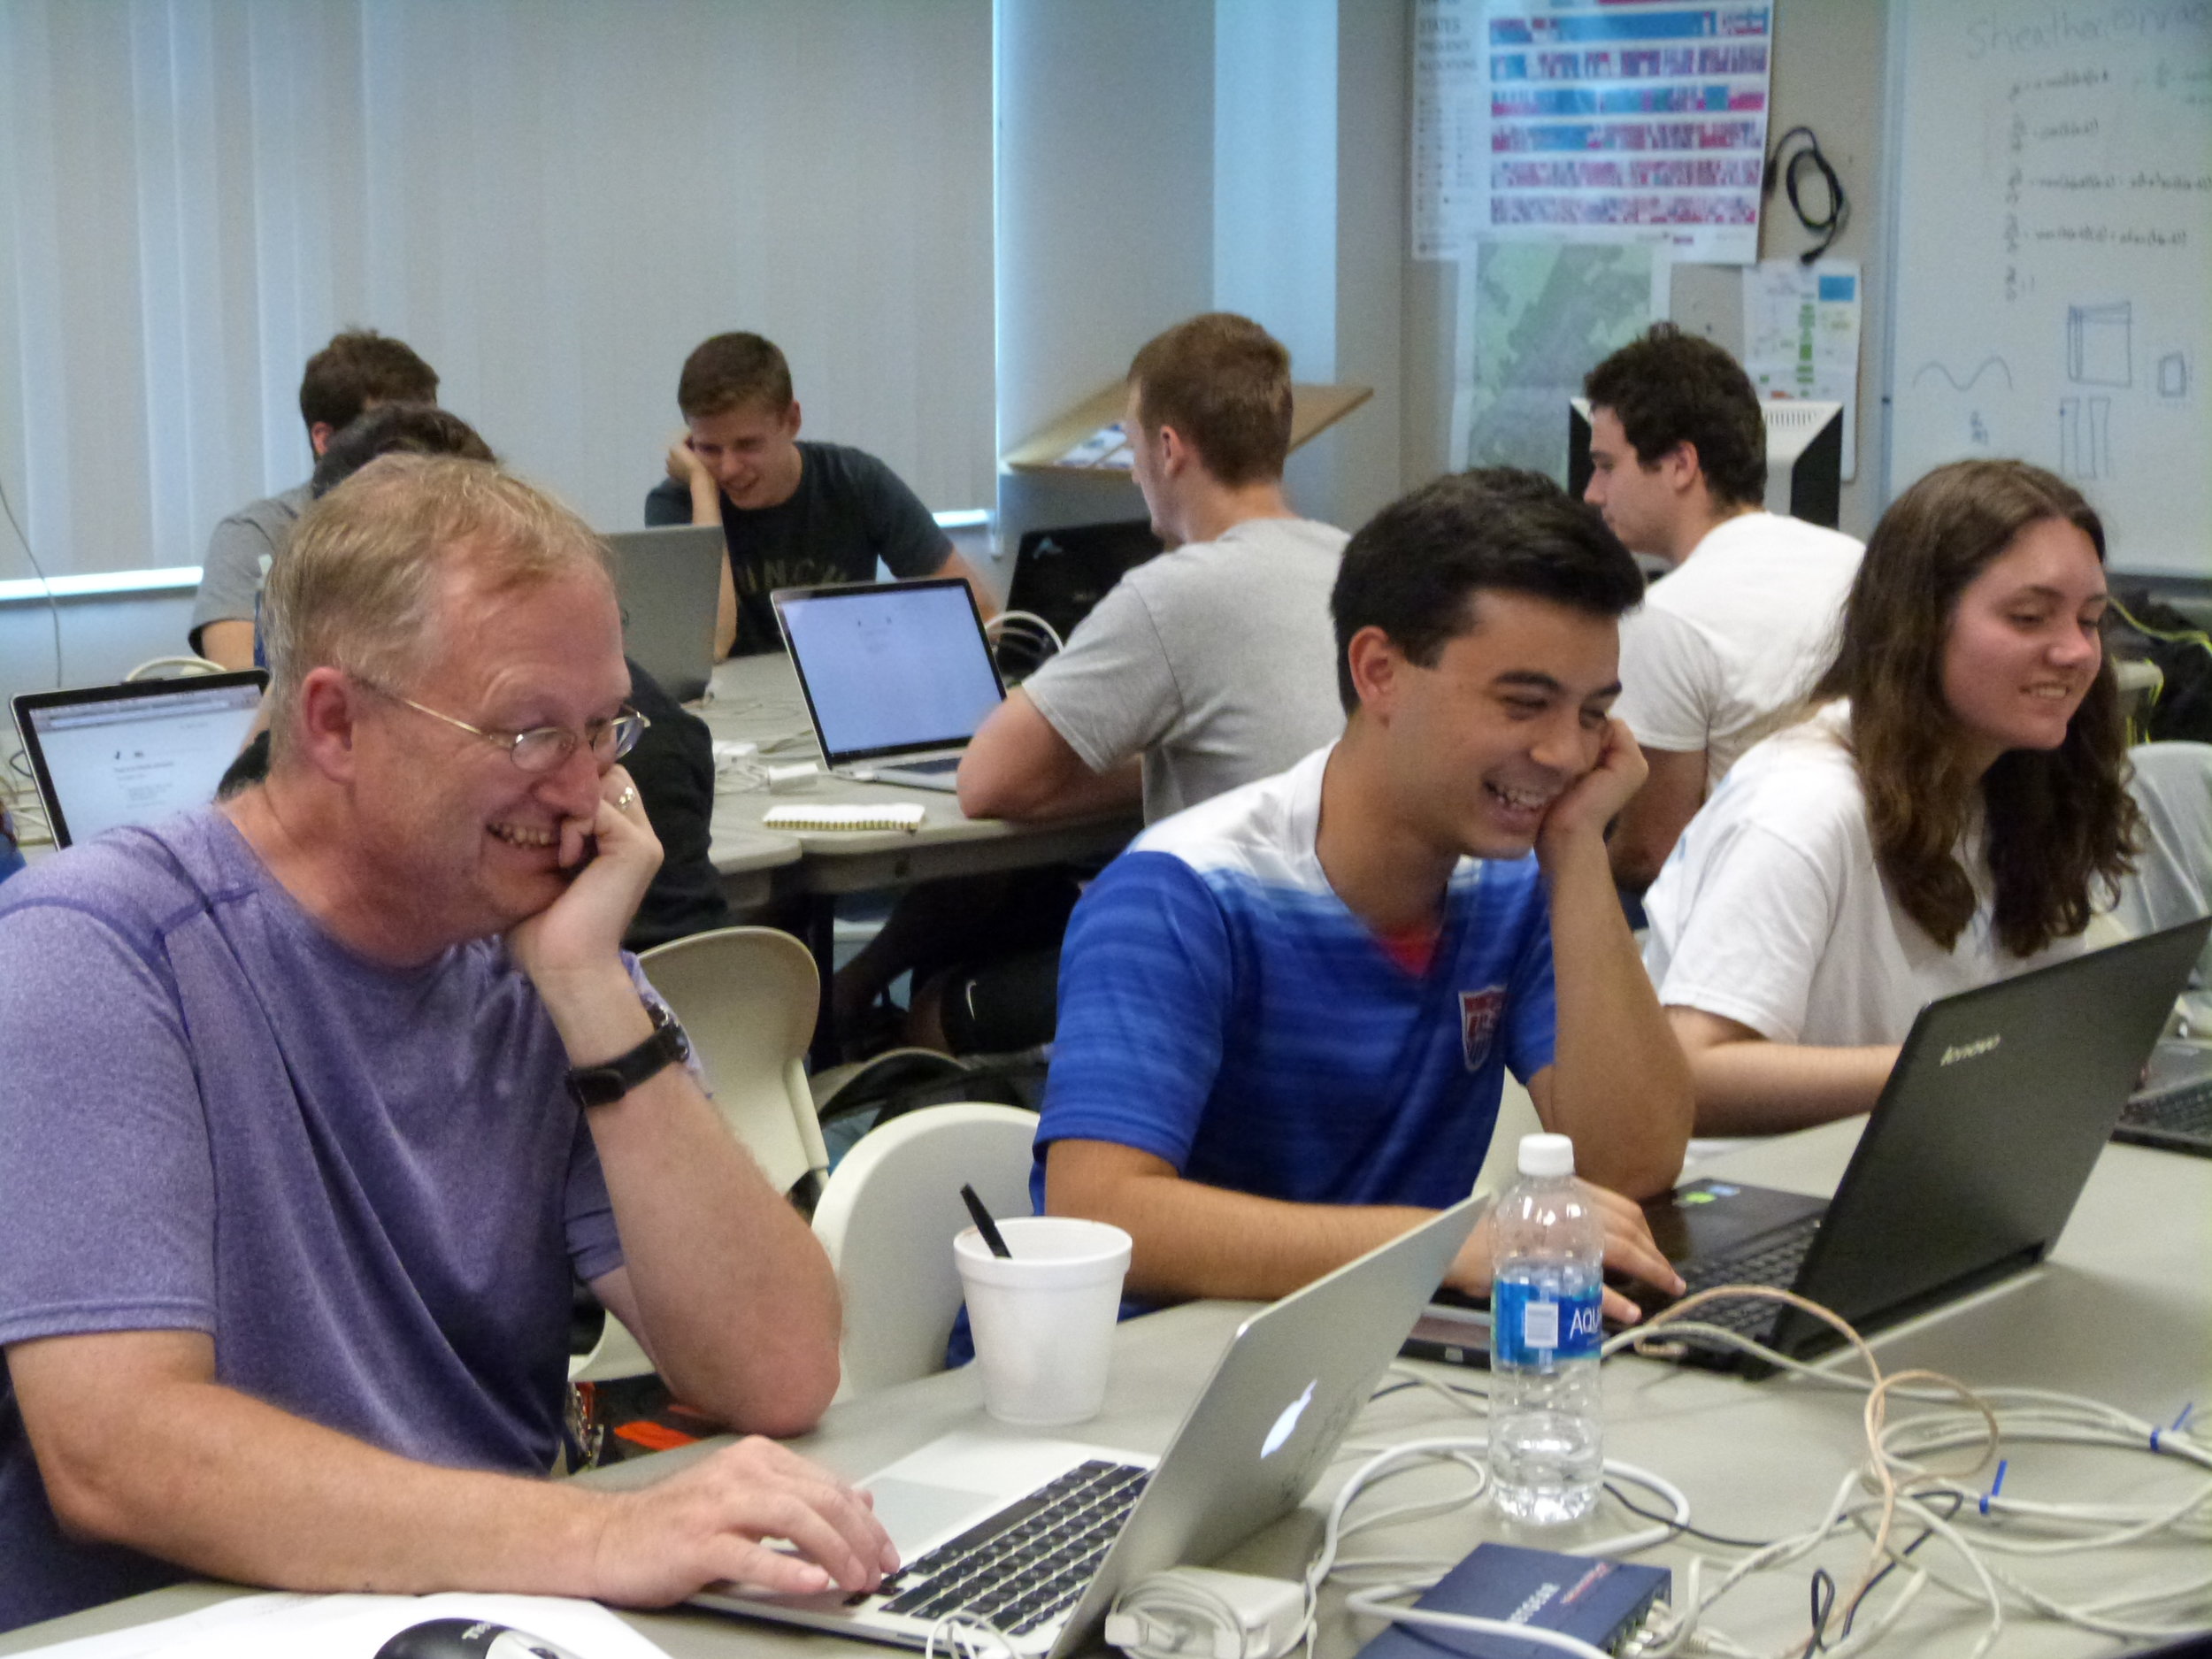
left=761, top=803, right=926, bottom=833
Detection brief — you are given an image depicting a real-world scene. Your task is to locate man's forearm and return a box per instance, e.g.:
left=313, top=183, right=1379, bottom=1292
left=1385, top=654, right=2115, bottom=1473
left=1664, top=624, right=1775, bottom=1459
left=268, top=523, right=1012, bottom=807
left=196, top=618, right=257, bottom=672
left=542, top=969, right=841, bottom=1434
left=1046, top=1155, right=1432, bottom=1302
left=24, top=1356, right=602, bottom=1600
left=1537, top=831, right=1694, bottom=1196
left=585, top=1066, right=841, bottom=1433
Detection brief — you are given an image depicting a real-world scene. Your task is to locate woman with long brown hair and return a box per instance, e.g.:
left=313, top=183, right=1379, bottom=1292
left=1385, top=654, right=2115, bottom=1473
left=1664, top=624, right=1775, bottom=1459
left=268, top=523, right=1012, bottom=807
left=1640, top=458, right=2138, bottom=1133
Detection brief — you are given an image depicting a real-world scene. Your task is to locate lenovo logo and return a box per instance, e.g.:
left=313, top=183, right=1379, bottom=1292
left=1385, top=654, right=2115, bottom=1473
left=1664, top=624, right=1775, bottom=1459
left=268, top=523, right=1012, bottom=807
left=1939, top=1033, right=2002, bottom=1066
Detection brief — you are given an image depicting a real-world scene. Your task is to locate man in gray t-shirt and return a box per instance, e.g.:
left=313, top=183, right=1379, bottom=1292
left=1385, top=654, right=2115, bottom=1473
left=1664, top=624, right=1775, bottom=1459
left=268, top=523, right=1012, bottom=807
left=188, top=329, right=440, bottom=668
left=960, top=312, right=1345, bottom=825
left=0, top=457, right=890, bottom=1633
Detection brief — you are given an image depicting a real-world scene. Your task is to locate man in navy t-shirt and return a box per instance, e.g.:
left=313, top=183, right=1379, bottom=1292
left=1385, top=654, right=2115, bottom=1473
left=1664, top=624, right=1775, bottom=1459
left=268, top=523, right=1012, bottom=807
left=0, top=457, right=893, bottom=1632
left=1038, top=471, right=1694, bottom=1322
left=646, top=331, right=995, bottom=657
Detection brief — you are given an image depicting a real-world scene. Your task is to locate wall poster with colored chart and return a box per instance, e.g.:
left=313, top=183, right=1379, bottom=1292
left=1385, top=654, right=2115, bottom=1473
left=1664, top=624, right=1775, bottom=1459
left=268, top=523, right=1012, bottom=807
left=1415, top=0, right=1775, bottom=264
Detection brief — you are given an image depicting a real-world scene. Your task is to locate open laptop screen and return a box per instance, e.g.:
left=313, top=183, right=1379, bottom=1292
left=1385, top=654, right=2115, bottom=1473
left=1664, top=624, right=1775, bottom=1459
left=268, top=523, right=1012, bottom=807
left=13, top=672, right=267, bottom=848
left=774, top=580, right=1004, bottom=764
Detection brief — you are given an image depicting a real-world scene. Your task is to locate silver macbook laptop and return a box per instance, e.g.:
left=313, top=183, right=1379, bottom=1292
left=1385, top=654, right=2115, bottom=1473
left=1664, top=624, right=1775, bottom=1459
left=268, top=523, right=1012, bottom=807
left=12, top=672, right=267, bottom=848
left=772, top=578, right=1004, bottom=793
left=604, top=526, right=725, bottom=703
left=695, top=1194, right=1486, bottom=1655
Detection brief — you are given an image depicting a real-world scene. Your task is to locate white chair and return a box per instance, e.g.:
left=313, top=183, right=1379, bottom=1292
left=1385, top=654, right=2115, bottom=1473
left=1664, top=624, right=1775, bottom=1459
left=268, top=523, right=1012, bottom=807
left=569, top=1309, right=653, bottom=1384
left=636, top=926, right=831, bottom=1202
left=810, top=1102, right=1037, bottom=1398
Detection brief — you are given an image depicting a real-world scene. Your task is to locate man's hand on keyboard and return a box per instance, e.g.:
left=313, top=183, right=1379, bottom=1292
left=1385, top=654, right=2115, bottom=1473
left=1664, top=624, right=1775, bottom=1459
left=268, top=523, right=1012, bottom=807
left=587, top=1433, right=900, bottom=1606
left=1446, top=1182, right=1684, bottom=1325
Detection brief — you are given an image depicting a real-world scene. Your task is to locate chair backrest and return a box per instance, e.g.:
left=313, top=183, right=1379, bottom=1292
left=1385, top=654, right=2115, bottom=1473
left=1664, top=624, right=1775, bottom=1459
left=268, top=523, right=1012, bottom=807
left=2119, top=741, right=2212, bottom=988
left=636, top=926, right=829, bottom=1198
left=810, top=1102, right=1038, bottom=1397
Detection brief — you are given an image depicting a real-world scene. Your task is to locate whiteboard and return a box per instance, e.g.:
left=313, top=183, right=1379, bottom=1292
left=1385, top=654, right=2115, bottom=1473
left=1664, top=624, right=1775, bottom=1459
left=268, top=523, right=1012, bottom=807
left=1884, top=1, right=2211, bottom=578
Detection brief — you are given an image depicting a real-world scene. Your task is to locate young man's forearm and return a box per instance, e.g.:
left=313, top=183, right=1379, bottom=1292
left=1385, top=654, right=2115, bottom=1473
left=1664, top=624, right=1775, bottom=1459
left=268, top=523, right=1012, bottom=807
left=1045, top=1141, right=1440, bottom=1302
left=1537, top=830, right=1694, bottom=1196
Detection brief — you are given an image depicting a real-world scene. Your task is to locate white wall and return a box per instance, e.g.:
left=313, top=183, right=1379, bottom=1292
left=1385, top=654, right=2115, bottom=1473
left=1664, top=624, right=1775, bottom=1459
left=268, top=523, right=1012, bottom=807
left=0, top=0, right=996, bottom=588
left=995, top=0, right=1415, bottom=549
left=994, top=0, right=1216, bottom=547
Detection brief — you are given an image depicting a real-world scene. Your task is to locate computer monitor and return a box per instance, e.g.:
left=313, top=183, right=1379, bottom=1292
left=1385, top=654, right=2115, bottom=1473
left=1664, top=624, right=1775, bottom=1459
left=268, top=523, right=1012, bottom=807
left=1567, top=396, right=1844, bottom=529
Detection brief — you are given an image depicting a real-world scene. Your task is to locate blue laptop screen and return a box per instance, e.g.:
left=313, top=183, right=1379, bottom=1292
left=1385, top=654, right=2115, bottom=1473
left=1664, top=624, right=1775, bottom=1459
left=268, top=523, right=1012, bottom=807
left=777, top=583, right=1003, bottom=761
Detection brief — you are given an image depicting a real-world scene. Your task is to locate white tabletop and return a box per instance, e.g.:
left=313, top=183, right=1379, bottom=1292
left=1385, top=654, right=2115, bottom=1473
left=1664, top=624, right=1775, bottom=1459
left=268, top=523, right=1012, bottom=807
left=8, top=1121, right=2205, bottom=1656
left=700, top=656, right=1138, bottom=895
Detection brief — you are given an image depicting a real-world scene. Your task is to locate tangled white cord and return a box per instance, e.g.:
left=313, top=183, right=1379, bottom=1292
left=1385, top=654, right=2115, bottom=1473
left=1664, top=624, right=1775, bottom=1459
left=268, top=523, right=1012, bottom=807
left=1315, top=1285, right=2212, bottom=1659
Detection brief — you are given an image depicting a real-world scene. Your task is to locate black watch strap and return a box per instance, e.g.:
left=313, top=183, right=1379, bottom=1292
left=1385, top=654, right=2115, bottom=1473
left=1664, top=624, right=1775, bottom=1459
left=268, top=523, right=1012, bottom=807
left=565, top=1001, right=691, bottom=1110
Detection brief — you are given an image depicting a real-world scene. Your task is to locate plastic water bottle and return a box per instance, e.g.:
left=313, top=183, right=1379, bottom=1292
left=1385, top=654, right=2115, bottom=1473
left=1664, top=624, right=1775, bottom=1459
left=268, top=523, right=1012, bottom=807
left=1488, top=1133, right=1604, bottom=1524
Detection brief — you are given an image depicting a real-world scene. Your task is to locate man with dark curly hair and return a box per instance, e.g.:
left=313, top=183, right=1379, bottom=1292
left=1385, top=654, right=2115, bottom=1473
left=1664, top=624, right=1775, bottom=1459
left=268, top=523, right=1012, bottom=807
left=1581, top=325, right=1863, bottom=890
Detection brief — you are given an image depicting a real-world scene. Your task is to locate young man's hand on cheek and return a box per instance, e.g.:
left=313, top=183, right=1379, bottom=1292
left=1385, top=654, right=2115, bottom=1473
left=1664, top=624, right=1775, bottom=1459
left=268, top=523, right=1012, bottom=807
left=1537, top=716, right=1647, bottom=854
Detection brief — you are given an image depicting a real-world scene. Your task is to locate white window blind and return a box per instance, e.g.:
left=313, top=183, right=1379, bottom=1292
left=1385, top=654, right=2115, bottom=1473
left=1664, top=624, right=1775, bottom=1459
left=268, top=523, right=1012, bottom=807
left=0, top=0, right=994, bottom=580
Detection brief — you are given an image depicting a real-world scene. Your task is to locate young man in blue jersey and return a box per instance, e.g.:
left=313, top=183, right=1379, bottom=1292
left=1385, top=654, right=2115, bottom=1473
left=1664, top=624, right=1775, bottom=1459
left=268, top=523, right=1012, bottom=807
left=1035, top=470, right=1693, bottom=1321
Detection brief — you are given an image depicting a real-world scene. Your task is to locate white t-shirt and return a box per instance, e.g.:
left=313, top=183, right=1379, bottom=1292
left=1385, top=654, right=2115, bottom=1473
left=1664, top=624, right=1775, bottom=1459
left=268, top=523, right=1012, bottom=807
left=1642, top=704, right=2082, bottom=1046
left=1614, top=511, right=1864, bottom=786
left=1021, top=516, right=1348, bottom=822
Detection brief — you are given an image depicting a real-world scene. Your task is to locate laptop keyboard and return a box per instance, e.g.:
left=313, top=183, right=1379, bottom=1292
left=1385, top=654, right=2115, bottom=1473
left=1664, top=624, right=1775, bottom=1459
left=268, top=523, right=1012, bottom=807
left=892, top=757, right=963, bottom=775
left=877, top=1459, right=1150, bottom=1635
left=1667, top=1217, right=1821, bottom=1334
left=2122, top=1074, right=2212, bottom=1138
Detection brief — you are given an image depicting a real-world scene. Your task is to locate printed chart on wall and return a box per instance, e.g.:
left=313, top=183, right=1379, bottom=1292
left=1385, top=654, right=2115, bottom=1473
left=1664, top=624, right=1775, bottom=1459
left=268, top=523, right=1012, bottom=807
left=1453, top=244, right=1668, bottom=478
left=1886, top=1, right=2211, bottom=578
left=1414, top=0, right=1775, bottom=263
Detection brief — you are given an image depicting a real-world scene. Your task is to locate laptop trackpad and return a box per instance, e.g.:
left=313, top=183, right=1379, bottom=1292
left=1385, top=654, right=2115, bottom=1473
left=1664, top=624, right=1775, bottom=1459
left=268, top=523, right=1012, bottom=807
left=867, top=1475, right=1005, bottom=1555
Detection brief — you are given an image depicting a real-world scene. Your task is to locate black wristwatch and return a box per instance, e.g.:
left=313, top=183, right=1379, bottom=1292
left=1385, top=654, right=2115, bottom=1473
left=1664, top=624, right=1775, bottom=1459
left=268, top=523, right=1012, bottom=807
left=565, top=1001, right=691, bottom=1109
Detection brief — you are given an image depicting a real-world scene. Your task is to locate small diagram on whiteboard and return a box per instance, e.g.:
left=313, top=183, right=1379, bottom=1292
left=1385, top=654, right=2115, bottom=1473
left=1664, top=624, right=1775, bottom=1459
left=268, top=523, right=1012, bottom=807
left=2058, top=396, right=2112, bottom=480
left=2155, top=350, right=2190, bottom=402
left=1910, top=357, right=2013, bottom=393
left=2066, top=303, right=2131, bottom=388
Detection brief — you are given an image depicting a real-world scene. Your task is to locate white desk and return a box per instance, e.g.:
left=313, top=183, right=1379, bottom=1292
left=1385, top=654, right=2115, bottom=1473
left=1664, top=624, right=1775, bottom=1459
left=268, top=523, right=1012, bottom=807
left=8, top=1123, right=2206, bottom=1656
left=701, top=656, right=1139, bottom=895
left=699, top=655, right=1140, bottom=1058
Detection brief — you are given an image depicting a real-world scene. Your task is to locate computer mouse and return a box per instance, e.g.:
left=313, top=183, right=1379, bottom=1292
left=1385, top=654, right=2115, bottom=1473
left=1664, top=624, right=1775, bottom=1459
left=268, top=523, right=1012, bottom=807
left=373, top=1617, right=587, bottom=1659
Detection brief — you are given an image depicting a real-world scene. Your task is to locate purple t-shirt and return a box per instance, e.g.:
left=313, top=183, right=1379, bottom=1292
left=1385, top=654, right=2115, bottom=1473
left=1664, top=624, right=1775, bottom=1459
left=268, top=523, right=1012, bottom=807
left=0, top=810, right=626, bottom=1632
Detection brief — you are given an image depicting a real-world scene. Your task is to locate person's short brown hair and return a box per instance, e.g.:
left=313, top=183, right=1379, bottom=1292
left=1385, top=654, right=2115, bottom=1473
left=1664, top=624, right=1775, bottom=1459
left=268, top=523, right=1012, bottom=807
left=261, top=456, right=609, bottom=763
left=1582, top=323, right=1766, bottom=509
left=678, top=333, right=795, bottom=419
left=310, top=404, right=495, bottom=499
left=1127, top=312, right=1293, bottom=488
left=297, top=329, right=439, bottom=441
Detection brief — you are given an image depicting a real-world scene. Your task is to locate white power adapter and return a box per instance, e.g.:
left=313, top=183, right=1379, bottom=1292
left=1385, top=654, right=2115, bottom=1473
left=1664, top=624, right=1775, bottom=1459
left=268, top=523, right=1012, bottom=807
left=1104, top=1567, right=1306, bottom=1659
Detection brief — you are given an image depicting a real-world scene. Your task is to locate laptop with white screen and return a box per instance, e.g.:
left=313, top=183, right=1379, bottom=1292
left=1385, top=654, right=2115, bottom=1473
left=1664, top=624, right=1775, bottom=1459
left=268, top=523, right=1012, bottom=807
left=694, top=1195, right=1486, bottom=1655
left=12, top=672, right=267, bottom=848
left=772, top=579, right=1004, bottom=793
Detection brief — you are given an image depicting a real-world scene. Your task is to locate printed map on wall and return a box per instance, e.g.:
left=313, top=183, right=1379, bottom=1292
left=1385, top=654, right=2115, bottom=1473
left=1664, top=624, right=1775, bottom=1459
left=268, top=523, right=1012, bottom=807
left=1417, top=0, right=1775, bottom=264
left=1454, top=242, right=1663, bottom=479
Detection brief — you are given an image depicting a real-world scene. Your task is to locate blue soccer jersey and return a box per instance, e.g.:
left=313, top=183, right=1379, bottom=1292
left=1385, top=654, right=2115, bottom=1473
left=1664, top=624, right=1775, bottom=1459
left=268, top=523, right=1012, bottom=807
left=1036, top=746, right=1557, bottom=1211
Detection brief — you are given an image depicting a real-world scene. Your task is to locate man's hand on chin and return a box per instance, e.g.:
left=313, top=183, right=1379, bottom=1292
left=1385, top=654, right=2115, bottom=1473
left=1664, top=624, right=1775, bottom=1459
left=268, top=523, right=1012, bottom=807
left=508, top=765, right=663, bottom=988
left=1535, top=716, right=1646, bottom=867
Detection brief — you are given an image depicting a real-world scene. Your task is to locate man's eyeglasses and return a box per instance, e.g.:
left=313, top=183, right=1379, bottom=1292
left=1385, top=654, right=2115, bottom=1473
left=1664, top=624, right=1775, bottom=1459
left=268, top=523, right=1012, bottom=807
left=360, top=680, right=649, bottom=774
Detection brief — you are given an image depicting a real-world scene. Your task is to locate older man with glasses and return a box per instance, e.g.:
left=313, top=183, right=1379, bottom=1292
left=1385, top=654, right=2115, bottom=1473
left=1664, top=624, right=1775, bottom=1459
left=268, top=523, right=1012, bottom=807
left=0, top=456, right=895, bottom=1634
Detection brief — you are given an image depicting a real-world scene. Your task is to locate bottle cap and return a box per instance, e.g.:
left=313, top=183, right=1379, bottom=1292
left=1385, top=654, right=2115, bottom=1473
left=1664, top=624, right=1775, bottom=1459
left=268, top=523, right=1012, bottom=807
left=1517, top=1133, right=1576, bottom=1178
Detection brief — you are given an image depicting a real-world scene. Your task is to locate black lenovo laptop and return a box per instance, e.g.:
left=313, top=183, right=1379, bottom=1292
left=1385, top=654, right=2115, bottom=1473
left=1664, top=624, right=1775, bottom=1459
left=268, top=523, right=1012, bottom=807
left=2114, top=1036, right=2212, bottom=1157
left=1621, top=917, right=2212, bottom=1375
